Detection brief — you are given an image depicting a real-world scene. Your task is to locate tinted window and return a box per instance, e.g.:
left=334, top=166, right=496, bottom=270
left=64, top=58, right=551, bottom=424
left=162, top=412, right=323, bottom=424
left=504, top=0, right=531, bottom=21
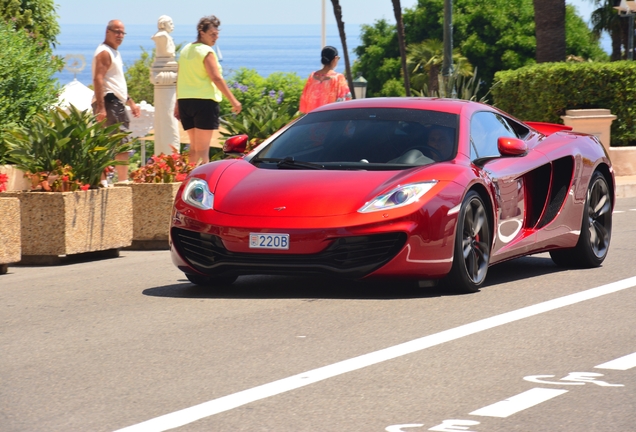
left=254, top=108, right=459, bottom=168
left=470, top=112, right=518, bottom=159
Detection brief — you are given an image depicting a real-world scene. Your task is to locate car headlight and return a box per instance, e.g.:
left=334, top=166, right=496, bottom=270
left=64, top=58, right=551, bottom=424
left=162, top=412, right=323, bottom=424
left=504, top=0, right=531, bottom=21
left=182, top=178, right=214, bottom=210
left=358, top=181, right=437, bottom=213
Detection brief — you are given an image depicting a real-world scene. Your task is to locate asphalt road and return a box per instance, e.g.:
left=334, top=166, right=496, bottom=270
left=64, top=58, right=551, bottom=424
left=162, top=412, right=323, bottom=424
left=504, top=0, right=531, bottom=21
left=2, top=197, right=636, bottom=432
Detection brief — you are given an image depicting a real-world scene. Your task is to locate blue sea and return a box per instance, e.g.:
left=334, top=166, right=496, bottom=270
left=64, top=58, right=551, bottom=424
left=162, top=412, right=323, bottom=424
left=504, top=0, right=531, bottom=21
left=54, top=24, right=362, bottom=86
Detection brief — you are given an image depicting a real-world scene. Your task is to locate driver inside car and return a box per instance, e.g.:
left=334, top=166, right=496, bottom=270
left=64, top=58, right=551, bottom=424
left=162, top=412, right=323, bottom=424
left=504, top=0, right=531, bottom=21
left=426, top=126, right=455, bottom=161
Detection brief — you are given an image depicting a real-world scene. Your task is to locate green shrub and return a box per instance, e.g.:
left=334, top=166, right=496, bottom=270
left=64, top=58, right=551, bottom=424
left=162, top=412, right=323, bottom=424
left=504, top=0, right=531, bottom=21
left=125, top=47, right=155, bottom=105
left=0, top=20, right=62, bottom=161
left=492, top=61, right=636, bottom=146
left=4, top=106, right=134, bottom=187
left=220, top=96, right=300, bottom=150
left=219, top=68, right=304, bottom=114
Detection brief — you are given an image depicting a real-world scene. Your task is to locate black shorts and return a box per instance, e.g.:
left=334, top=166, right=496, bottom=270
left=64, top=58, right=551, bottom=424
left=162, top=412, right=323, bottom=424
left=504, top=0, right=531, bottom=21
left=92, top=93, right=130, bottom=141
left=178, top=99, right=220, bottom=130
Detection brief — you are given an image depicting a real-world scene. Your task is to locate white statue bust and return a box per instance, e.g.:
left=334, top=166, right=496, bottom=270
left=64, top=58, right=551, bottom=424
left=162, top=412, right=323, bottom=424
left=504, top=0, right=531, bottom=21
left=152, top=15, right=175, bottom=58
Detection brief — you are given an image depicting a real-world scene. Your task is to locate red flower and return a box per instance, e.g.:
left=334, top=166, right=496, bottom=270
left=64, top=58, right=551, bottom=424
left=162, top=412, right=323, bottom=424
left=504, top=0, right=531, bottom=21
left=0, top=173, right=9, bottom=193
left=80, top=184, right=90, bottom=191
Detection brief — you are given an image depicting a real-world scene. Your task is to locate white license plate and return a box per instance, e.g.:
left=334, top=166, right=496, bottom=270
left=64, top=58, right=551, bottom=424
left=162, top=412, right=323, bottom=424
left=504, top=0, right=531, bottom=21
left=249, top=233, right=290, bottom=250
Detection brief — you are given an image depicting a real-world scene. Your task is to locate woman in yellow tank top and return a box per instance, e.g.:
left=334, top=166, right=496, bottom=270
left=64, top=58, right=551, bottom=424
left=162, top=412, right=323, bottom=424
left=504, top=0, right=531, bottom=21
left=174, top=15, right=242, bottom=165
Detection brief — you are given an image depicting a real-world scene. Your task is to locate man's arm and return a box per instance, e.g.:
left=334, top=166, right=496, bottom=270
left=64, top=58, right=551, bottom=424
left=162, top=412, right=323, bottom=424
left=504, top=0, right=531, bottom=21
left=126, top=96, right=140, bottom=118
left=92, top=50, right=112, bottom=122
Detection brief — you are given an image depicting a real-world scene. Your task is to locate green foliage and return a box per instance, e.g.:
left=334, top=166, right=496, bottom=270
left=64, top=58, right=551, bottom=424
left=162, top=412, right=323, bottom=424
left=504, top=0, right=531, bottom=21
left=0, top=20, right=62, bottom=152
left=219, top=68, right=305, bottom=114
left=125, top=47, right=155, bottom=105
left=220, top=97, right=301, bottom=148
left=565, top=9, right=608, bottom=61
left=3, top=106, right=134, bottom=186
left=492, top=62, right=636, bottom=146
left=0, top=0, right=60, bottom=49
left=353, top=19, right=401, bottom=97
left=379, top=78, right=407, bottom=97
left=407, top=39, right=473, bottom=94
left=354, top=0, right=607, bottom=97
left=414, top=68, right=489, bottom=102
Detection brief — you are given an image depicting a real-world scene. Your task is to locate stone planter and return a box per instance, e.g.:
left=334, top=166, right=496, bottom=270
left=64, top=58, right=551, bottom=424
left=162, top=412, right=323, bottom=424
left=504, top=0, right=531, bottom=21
left=4, top=187, right=132, bottom=264
left=0, top=165, right=31, bottom=191
left=561, top=109, right=636, bottom=176
left=121, top=182, right=181, bottom=249
left=0, top=197, right=21, bottom=274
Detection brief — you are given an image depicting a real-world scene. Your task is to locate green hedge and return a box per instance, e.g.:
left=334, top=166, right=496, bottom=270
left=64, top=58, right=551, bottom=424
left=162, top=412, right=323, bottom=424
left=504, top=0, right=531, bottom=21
left=491, top=62, right=636, bottom=146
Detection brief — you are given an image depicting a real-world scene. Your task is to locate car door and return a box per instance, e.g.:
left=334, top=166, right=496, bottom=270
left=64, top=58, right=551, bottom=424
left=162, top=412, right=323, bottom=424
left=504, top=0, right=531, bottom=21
left=470, top=111, right=550, bottom=261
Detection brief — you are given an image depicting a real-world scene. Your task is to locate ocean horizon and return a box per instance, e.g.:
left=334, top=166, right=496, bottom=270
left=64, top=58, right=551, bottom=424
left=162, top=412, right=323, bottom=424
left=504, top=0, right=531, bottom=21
left=54, top=24, right=363, bottom=87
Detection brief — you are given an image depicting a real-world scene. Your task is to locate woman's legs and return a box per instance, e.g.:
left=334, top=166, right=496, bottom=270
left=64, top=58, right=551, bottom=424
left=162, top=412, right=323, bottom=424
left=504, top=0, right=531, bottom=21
left=187, top=128, right=215, bottom=165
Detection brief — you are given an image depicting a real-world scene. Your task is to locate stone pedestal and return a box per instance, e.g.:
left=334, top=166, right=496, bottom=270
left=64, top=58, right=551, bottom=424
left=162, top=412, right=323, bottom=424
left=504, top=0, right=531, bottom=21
left=561, top=109, right=616, bottom=152
left=561, top=109, right=636, bottom=176
left=150, top=58, right=180, bottom=156
left=0, top=197, right=21, bottom=273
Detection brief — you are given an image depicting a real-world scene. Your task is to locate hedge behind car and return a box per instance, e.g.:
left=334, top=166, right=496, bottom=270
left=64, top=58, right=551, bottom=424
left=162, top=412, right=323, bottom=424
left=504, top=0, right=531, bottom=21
left=492, top=61, right=636, bottom=147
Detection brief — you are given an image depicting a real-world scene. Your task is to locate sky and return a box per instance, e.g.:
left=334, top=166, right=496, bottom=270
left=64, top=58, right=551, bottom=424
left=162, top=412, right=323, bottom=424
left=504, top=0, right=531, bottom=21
left=54, top=0, right=419, bottom=26
left=53, top=0, right=597, bottom=26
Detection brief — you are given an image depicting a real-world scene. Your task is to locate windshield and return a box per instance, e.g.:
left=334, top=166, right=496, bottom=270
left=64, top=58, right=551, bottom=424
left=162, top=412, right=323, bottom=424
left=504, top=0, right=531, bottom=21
left=250, top=108, right=459, bottom=170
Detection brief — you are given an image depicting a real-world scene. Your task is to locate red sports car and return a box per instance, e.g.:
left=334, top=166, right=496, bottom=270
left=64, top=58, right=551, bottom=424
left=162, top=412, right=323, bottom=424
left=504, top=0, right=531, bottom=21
left=170, top=98, right=614, bottom=293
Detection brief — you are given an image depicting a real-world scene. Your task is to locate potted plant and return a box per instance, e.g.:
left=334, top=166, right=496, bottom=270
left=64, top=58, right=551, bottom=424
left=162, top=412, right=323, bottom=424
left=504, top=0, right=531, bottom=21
left=124, top=152, right=195, bottom=249
left=2, top=106, right=134, bottom=262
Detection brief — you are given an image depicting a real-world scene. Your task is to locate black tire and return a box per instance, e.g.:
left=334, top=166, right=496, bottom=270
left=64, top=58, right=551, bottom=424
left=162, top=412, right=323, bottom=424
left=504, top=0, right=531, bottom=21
left=550, top=171, right=612, bottom=268
left=185, top=273, right=238, bottom=287
left=443, top=191, right=491, bottom=293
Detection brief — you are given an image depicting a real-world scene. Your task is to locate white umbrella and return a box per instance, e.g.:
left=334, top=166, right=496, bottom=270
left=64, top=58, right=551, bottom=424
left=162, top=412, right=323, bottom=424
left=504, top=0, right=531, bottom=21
left=57, top=79, right=94, bottom=112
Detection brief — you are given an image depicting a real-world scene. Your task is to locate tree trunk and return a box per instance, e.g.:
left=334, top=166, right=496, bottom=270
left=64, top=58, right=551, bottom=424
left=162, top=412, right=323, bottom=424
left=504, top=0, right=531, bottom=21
left=330, top=0, right=355, bottom=98
left=611, top=23, right=622, bottom=61
left=391, top=0, right=411, bottom=96
left=429, top=64, right=440, bottom=96
left=533, top=0, right=566, bottom=62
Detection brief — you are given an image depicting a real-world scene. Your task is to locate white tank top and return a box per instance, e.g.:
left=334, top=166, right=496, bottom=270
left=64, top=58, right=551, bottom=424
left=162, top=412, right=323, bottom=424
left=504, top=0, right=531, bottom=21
left=92, top=44, right=127, bottom=103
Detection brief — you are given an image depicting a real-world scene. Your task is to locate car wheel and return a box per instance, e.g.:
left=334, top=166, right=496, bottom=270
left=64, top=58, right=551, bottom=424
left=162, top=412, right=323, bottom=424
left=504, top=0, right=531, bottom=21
left=550, top=171, right=612, bottom=268
left=186, top=273, right=238, bottom=286
left=444, top=191, right=491, bottom=293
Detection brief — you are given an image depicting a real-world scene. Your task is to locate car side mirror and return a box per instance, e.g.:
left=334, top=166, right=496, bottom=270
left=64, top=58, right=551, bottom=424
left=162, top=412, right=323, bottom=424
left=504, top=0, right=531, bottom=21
left=223, top=134, right=249, bottom=154
left=498, top=137, right=527, bottom=156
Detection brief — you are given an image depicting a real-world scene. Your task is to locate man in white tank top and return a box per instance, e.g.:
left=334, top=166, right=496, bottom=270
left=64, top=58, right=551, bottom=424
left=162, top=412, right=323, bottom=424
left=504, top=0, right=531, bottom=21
left=92, top=19, right=140, bottom=183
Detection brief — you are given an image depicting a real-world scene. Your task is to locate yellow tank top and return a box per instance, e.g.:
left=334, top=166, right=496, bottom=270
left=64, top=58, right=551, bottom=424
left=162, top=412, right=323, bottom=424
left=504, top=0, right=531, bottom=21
left=177, top=43, right=223, bottom=102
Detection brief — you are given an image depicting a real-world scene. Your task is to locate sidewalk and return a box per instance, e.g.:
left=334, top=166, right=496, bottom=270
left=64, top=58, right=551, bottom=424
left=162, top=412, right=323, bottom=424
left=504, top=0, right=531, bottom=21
left=616, top=175, right=636, bottom=198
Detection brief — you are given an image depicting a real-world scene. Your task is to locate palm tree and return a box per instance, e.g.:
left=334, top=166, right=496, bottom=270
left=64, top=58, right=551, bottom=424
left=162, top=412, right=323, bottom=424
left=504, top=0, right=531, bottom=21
left=591, top=0, right=627, bottom=60
left=533, top=0, right=567, bottom=62
left=407, top=39, right=473, bottom=96
left=330, top=0, right=355, bottom=97
left=391, top=0, right=411, bottom=96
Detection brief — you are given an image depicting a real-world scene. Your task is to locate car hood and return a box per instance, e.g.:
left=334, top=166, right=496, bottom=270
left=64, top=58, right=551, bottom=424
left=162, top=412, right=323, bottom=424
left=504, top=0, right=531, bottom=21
left=212, top=161, right=420, bottom=217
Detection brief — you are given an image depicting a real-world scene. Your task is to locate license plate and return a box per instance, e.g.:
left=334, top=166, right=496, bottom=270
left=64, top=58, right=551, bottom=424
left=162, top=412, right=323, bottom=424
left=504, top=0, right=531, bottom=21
left=249, top=233, right=290, bottom=250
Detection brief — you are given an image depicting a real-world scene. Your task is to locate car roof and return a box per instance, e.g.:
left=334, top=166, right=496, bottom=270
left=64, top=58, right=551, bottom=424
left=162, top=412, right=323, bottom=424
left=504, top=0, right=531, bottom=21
left=312, top=97, right=491, bottom=116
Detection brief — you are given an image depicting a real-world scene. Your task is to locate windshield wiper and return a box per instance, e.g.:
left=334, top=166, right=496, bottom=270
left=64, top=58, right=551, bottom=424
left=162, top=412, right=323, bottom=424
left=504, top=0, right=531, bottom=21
left=252, top=156, right=325, bottom=170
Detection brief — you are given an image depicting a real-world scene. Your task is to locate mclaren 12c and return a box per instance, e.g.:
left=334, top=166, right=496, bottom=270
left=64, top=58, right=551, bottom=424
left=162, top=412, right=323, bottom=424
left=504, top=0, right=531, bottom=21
left=170, top=98, right=614, bottom=293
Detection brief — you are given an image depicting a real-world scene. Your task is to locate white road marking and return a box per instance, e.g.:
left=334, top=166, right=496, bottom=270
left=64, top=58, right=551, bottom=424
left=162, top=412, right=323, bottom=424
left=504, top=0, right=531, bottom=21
left=469, top=388, right=568, bottom=418
left=385, top=424, right=424, bottom=431
left=595, top=352, right=636, bottom=370
left=114, top=276, right=636, bottom=432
